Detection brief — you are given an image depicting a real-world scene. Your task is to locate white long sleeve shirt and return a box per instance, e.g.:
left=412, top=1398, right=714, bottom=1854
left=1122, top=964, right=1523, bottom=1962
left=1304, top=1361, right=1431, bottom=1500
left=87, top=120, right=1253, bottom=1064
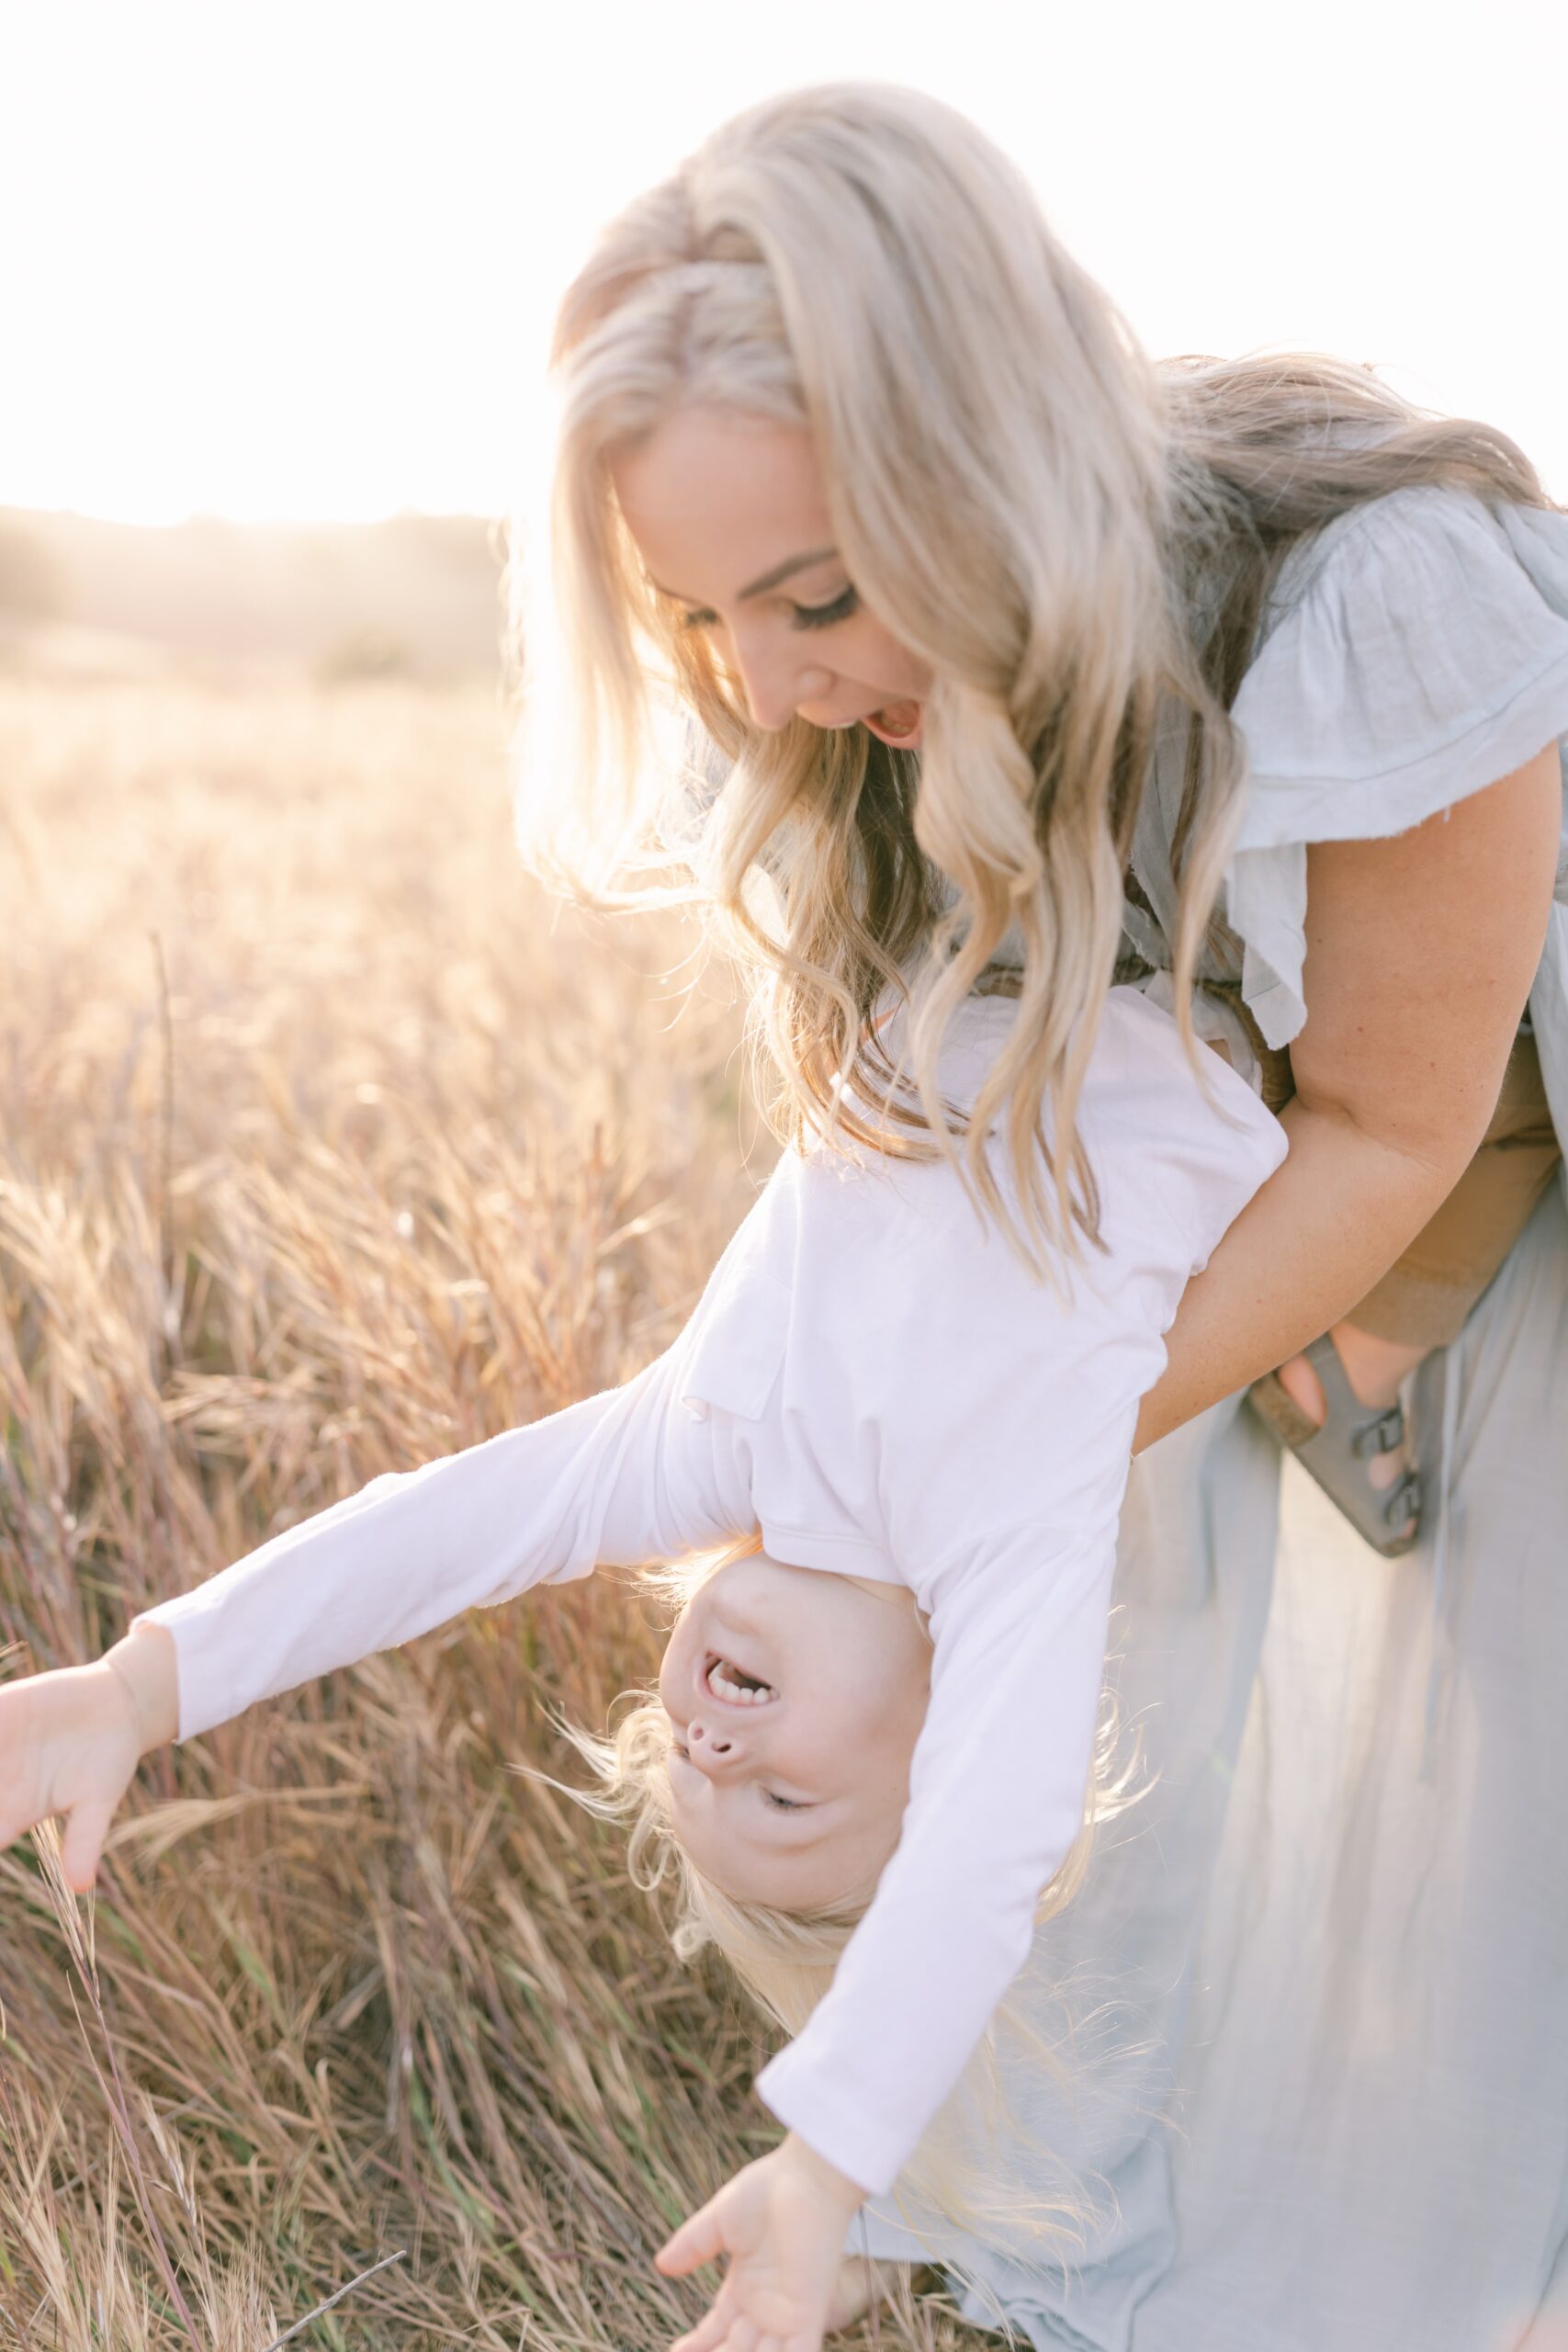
left=133, top=983, right=1286, bottom=2197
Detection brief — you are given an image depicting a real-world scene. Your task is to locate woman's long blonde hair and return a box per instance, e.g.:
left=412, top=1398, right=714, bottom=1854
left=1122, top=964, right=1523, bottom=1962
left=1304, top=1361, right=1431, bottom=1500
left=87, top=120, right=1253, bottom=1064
left=513, top=79, right=1555, bottom=1276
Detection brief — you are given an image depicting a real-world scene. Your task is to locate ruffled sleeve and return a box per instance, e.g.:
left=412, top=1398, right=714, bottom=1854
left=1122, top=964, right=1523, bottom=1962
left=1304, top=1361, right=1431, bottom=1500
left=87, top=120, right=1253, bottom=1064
left=1225, top=486, right=1568, bottom=1051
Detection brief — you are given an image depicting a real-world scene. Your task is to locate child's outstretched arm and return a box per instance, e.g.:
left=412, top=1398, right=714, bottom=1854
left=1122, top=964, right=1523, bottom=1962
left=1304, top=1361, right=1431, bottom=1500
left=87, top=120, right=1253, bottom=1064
left=127, top=1351, right=717, bottom=1744
left=0, top=1341, right=738, bottom=1887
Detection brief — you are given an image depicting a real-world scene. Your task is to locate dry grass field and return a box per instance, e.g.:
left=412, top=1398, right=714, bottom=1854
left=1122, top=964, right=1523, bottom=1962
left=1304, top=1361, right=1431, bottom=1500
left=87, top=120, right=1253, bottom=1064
left=0, top=659, right=971, bottom=2349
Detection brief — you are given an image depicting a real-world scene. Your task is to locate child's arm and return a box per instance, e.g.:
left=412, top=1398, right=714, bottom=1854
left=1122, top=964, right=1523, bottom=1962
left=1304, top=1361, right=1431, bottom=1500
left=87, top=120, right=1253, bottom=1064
left=1, top=1343, right=737, bottom=1885
left=751, top=1515, right=1122, bottom=2199
left=626, top=1518, right=1121, bottom=2352
left=126, top=1354, right=705, bottom=1742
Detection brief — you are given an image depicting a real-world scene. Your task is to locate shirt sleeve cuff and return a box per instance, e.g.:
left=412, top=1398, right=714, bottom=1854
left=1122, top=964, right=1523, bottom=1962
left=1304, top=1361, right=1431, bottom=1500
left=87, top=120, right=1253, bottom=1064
left=752, top=2046, right=902, bottom=2200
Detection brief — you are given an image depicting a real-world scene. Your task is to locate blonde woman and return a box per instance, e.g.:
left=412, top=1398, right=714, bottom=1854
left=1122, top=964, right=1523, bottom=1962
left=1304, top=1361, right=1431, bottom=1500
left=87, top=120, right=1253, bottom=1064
left=516, top=81, right=1568, bottom=2352
left=10, top=80, right=1564, bottom=2352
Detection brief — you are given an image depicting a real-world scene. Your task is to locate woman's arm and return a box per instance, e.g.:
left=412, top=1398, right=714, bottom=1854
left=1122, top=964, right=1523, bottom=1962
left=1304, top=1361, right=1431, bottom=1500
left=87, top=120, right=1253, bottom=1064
left=1134, top=742, right=1562, bottom=1452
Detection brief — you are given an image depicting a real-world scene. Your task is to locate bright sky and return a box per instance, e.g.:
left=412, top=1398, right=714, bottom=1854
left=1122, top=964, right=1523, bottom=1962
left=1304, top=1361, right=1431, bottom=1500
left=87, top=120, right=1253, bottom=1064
left=3, top=0, right=1563, bottom=524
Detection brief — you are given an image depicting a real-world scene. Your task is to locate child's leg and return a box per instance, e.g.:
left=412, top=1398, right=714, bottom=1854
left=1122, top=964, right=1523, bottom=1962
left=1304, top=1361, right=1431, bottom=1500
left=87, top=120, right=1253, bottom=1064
left=1345, top=1025, right=1561, bottom=1351
left=1274, top=1026, right=1561, bottom=1526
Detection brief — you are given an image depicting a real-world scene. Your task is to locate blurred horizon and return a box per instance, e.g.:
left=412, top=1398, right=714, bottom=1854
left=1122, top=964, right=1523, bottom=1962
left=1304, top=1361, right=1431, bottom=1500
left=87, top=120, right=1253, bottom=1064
left=0, top=503, right=505, bottom=682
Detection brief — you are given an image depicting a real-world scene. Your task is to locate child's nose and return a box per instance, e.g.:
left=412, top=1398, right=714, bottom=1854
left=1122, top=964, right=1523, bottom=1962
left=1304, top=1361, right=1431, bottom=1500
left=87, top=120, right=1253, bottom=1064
left=688, top=1716, right=739, bottom=1770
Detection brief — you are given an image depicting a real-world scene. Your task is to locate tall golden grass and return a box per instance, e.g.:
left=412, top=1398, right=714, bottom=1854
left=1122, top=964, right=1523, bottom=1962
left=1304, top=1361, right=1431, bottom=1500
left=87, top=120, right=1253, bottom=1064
left=0, top=666, right=966, bottom=2347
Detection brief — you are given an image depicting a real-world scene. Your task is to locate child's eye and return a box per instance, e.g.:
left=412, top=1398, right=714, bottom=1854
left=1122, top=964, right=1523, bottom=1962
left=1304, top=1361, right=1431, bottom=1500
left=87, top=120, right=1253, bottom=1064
left=677, top=608, right=718, bottom=633
left=790, top=585, right=860, bottom=631
left=671, top=1743, right=803, bottom=1812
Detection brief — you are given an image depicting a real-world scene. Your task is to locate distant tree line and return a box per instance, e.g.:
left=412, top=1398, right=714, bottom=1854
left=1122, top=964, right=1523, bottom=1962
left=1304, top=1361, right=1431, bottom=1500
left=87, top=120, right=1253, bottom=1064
left=0, top=521, right=68, bottom=622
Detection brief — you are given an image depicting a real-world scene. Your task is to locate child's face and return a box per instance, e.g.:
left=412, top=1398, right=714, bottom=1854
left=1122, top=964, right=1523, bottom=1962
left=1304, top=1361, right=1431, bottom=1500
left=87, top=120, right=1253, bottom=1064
left=660, top=1553, right=931, bottom=1914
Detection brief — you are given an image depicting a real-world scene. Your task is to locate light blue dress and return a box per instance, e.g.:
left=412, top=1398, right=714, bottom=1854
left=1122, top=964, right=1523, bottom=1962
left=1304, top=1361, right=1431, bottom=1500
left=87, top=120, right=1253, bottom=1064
left=848, top=485, right=1568, bottom=2349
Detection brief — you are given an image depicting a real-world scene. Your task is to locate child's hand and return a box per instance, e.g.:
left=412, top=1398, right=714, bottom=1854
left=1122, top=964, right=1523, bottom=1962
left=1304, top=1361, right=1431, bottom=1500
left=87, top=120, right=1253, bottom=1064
left=655, top=2132, right=868, bottom=2352
left=0, top=1631, right=175, bottom=1891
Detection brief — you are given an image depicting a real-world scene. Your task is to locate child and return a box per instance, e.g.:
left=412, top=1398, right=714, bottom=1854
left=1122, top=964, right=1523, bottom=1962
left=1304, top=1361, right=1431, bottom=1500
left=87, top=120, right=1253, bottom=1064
left=0, top=982, right=1286, bottom=2347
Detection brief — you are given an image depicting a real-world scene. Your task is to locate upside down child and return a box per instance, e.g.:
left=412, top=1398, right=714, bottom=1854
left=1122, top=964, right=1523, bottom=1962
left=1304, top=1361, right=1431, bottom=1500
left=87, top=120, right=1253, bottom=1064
left=0, top=982, right=1286, bottom=2349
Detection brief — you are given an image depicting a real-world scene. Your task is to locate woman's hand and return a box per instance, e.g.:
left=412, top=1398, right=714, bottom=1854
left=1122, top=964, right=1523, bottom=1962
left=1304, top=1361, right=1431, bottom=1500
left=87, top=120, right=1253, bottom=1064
left=656, top=2132, right=869, bottom=2352
left=0, top=1626, right=177, bottom=1890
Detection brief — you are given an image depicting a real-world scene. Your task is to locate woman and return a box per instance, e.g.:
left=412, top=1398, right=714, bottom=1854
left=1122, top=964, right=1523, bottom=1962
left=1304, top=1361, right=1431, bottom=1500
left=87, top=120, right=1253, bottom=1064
left=522, top=81, right=1568, bottom=2351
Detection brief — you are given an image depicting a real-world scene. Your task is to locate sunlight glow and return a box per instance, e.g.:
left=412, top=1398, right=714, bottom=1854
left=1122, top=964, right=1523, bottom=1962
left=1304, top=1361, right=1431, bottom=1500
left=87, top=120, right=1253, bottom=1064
left=3, top=0, right=1563, bottom=524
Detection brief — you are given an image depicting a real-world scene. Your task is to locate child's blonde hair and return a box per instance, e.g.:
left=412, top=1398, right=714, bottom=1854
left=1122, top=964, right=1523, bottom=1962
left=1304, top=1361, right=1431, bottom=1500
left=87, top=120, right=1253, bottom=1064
left=513, top=79, right=1554, bottom=1283
left=521, top=1535, right=1141, bottom=2277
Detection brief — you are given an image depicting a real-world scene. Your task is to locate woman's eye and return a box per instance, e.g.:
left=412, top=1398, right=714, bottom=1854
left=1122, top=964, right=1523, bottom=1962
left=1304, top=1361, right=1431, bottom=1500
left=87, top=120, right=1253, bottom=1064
left=790, top=585, right=860, bottom=631
left=677, top=586, right=858, bottom=635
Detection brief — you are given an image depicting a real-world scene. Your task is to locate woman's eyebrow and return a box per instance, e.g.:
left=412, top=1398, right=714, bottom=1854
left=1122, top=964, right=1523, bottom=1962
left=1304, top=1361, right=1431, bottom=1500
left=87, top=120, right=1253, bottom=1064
left=649, top=547, right=840, bottom=605
left=736, top=547, right=839, bottom=599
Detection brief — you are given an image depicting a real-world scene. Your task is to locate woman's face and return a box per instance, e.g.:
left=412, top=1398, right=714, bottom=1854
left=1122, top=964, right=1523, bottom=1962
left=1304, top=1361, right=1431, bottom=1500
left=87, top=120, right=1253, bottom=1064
left=610, top=407, right=934, bottom=749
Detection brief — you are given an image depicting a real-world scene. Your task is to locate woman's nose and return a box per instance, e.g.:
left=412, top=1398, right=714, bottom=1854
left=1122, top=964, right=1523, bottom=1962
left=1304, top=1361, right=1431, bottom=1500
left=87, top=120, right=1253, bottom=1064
left=730, top=635, right=833, bottom=733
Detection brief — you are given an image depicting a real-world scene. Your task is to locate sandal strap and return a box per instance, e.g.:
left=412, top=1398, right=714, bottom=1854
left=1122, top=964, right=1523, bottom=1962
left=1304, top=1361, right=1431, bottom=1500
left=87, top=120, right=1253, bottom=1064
left=1301, top=1330, right=1361, bottom=1418
left=1383, top=1471, right=1423, bottom=1531
left=1283, top=1333, right=1422, bottom=1554
left=1303, top=1334, right=1406, bottom=1457
left=1245, top=1368, right=1321, bottom=1449
left=1352, top=1404, right=1407, bottom=1462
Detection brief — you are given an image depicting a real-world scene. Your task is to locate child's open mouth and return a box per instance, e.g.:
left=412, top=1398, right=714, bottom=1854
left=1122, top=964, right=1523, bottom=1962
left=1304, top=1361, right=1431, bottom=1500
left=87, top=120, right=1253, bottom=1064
left=704, top=1651, right=776, bottom=1706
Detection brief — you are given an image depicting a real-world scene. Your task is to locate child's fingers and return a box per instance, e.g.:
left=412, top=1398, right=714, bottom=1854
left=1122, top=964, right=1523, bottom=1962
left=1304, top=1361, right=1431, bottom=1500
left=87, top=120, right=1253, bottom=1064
left=656, top=2199, right=728, bottom=2278
left=667, top=2301, right=735, bottom=2352
left=61, top=1796, right=117, bottom=1892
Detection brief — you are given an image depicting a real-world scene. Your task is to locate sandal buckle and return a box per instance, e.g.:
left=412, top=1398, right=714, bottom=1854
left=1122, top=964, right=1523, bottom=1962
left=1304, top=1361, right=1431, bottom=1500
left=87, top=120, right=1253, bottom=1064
left=1352, top=1405, right=1405, bottom=1462
left=1382, top=1472, right=1422, bottom=1531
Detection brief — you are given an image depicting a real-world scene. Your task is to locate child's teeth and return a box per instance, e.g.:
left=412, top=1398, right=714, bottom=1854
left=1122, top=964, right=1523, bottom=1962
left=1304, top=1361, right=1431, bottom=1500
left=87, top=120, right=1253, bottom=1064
left=707, top=1657, right=773, bottom=1704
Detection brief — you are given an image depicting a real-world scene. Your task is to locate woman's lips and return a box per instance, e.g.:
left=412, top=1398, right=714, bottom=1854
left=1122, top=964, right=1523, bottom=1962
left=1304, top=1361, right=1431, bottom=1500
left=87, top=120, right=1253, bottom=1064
left=814, top=700, right=924, bottom=748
